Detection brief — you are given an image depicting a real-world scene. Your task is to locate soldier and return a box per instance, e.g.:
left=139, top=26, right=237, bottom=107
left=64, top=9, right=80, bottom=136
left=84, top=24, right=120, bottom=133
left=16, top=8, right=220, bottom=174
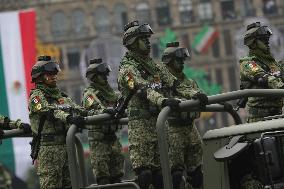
left=238, top=22, right=284, bottom=189
left=29, top=55, right=86, bottom=189
left=0, top=163, right=12, bottom=189
left=240, top=22, right=284, bottom=123
left=82, top=58, right=124, bottom=184
left=162, top=42, right=208, bottom=189
left=118, top=20, right=181, bottom=189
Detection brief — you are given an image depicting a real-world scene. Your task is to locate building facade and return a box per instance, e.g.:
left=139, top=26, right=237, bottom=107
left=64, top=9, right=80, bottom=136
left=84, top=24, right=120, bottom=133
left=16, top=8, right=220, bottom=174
left=1, top=0, right=284, bottom=132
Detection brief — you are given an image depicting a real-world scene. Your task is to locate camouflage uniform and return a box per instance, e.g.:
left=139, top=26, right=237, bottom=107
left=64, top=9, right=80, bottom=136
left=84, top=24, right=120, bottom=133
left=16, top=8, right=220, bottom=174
left=162, top=42, right=206, bottom=189
left=0, top=163, right=12, bottom=189
left=29, top=84, right=85, bottom=189
left=29, top=56, right=86, bottom=189
left=118, top=51, right=177, bottom=171
left=82, top=83, right=124, bottom=183
left=240, top=22, right=284, bottom=123
left=239, top=22, right=282, bottom=189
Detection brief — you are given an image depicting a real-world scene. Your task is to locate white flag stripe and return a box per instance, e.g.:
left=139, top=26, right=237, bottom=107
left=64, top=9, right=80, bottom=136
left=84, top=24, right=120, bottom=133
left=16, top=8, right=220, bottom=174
left=0, top=11, right=32, bottom=179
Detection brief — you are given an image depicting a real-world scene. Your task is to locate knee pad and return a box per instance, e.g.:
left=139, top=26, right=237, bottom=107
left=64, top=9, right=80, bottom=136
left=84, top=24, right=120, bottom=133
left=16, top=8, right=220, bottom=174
left=152, top=169, right=164, bottom=189
left=188, top=165, right=203, bottom=188
left=172, top=170, right=184, bottom=189
left=137, top=169, right=153, bottom=189
left=97, top=176, right=111, bottom=185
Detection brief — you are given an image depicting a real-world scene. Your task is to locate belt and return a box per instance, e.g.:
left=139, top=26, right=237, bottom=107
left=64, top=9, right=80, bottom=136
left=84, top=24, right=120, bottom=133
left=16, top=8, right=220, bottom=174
left=248, top=107, right=282, bottom=118
left=40, top=134, right=66, bottom=145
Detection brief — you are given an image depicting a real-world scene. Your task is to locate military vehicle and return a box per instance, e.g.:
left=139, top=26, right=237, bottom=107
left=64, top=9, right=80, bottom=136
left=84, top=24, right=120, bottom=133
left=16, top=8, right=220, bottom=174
left=2, top=89, right=284, bottom=189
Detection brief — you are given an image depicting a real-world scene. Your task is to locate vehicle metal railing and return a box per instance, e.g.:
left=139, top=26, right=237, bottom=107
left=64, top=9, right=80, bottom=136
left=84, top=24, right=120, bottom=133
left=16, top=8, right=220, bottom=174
left=157, top=89, right=284, bottom=189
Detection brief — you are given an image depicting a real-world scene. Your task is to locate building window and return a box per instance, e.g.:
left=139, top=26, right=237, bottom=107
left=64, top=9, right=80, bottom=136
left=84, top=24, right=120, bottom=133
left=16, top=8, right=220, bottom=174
left=136, top=3, right=152, bottom=25
left=263, top=0, right=278, bottom=15
left=228, top=66, right=237, bottom=91
left=156, top=3, right=171, bottom=26
left=178, top=0, right=194, bottom=24
left=181, top=33, right=190, bottom=49
left=93, top=6, right=111, bottom=34
left=212, top=38, right=220, bottom=58
left=114, top=3, right=128, bottom=32
left=198, top=0, right=213, bottom=21
left=51, top=11, right=69, bottom=36
left=152, top=43, right=160, bottom=58
left=71, top=9, right=86, bottom=34
left=241, top=0, right=255, bottom=17
left=223, top=29, right=233, bottom=56
left=67, top=49, right=80, bottom=70
left=220, top=0, right=236, bottom=20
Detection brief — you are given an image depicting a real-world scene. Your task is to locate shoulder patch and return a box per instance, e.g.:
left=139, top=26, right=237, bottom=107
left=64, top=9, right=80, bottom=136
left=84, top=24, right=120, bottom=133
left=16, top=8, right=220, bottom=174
left=244, top=61, right=259, bottom=72
left=31, top=96, right=42, bottom=110
left=126, top=72, right=135, bottom=89
left=85, top=95, right=95, bottom=107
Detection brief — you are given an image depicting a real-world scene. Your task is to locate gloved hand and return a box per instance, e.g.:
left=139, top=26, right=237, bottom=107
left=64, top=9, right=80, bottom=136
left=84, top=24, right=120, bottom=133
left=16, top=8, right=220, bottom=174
left=162, top=98, right=181, bottom=110
left=192, top=92, right=208, bottom=107
left=20, top=123, right=32, bottom=134
left=67, top=115, right=86, bottom=128
left=102, top=108, right=117, bottom=116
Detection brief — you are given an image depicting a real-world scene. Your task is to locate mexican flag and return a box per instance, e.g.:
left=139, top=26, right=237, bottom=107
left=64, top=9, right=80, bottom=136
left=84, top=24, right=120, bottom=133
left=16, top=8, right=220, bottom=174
left=0, top=9, right=36, bottom=180
left=192, top=24, right=219, bottom=54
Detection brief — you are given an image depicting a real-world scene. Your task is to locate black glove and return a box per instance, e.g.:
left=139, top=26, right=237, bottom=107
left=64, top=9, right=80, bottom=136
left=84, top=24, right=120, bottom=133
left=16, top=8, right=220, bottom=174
left=162, top=98, right=181, bottom=110
left=192, top=92, right=208, bottom=107
left=20, top=123, right=32, bottom=134
left=102, top=108, right=117, bottom=116
left=67, top=115, right=85, bottom=128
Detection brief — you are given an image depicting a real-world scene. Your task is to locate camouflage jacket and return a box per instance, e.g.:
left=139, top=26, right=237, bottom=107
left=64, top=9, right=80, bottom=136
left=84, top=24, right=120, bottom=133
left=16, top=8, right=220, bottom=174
left=0, top=115, right=22, bottom=130
left=117, top=51, right=177, bottom=118
left=29, top=84, right=85, bottom=135
left=239, top=53, right=284, bottom=108
left=82, top=83, right=118, bottom=132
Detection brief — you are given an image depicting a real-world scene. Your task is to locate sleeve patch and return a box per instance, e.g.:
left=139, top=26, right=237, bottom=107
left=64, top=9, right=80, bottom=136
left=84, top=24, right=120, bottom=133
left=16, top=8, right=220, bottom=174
left=245, top=61, right=259, bottom=72
left=85, top=95, right=95, bottom=107
left=31, top=96, right=42, bottom=110
left=126, top=72, right=135, bottom=89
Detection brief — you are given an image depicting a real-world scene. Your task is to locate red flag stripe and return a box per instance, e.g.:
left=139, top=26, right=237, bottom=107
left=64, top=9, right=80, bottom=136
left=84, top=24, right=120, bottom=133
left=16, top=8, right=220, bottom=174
left=19, top=10, right=36, bottom=98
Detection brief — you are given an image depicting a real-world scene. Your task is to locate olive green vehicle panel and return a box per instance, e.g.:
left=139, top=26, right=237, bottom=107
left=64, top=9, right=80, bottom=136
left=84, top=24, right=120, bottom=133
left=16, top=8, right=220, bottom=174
left=203, top=139, right=230, bottom=189
left=203, top=118, right=284, bottom=189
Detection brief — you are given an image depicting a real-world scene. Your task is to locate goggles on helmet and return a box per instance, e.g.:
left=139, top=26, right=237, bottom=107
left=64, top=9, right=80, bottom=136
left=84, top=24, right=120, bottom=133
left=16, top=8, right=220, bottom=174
left=43, top=62, right=61, bottom=74
left=253, top=26, right=272, bottom=38
left=174, top=48, right=190, bottom=59
left=95, top=63, right=111, bottom=74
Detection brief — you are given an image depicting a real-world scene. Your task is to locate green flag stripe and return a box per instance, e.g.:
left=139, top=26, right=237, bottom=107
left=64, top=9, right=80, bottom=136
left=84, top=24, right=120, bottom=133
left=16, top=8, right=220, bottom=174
left=0, top=35, right=15, bottom=173
left=191, top=24, right=210, bottom=48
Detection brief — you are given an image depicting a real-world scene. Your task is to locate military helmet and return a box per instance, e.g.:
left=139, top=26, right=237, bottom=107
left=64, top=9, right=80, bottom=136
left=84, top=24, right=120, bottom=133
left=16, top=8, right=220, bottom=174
left=31, top=55, right=61, bottom=83
left=244, top=22, right=272, bottom=46
left=162, top=42, right=190, bottom=64
left=86, top=58, right=111, bottom=81
left=123, top=20, right=154, bottom=46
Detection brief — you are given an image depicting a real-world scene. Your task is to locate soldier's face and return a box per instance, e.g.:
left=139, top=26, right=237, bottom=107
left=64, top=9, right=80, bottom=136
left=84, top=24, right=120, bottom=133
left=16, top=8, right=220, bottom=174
left=137, top=36, right=151, bottom=55
left=43, top=73, right=57, bottom=87
left=93, top=74, right=108, bottom=85
left=256, top=38, right=270, bottom=52
left=173, top=58, right=184, bottom=73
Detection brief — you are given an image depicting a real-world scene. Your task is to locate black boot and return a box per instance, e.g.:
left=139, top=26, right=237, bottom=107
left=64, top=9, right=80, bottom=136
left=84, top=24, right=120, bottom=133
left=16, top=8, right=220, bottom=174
left=97, top=176, right=111, bottom=185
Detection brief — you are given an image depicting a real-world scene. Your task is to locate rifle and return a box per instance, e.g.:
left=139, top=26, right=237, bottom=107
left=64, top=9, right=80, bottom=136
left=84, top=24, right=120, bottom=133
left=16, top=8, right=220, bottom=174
left=30, top=114, right=47, bottom=164
left=115, top=80, right=163, bottom=117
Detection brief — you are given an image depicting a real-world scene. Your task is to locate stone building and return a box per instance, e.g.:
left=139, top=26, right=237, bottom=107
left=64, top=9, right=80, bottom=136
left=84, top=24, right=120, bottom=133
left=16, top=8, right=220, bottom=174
left=1, top=0, right=284, bottom=132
